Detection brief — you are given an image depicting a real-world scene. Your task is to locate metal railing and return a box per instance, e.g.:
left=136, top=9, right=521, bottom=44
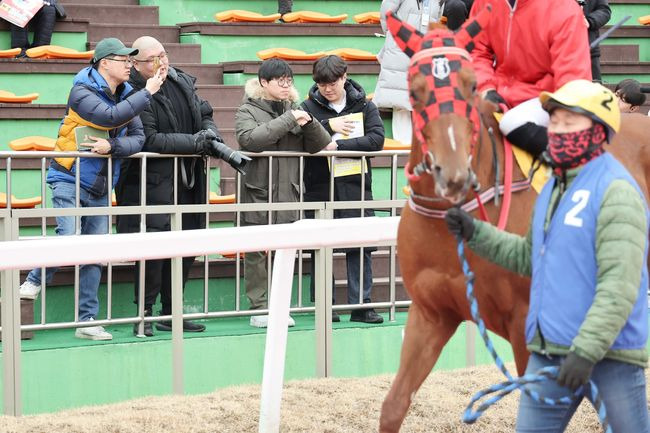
left=0, top=149, right=411, bottom=415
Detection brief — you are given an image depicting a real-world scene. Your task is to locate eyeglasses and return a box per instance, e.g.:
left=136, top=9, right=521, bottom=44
left=104, top=57, right=133, bottom=66
left=134, top=52, right=168, bottom=63
left=272, top=77, right=294, bottom=87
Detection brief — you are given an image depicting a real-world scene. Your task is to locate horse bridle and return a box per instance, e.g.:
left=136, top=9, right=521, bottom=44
left=404, top=46, right=482, bottom=205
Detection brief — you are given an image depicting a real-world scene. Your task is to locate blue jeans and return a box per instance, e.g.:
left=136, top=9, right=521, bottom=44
left=516, top=352, right=650, bottom=433
left=26, top=181, right=108, bottom=322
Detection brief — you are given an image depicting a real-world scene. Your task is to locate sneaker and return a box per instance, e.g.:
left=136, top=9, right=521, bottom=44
left=19, top=280, right=41, bottom=300
left=249, top=315, right=296, bottom=328
left=75, top=318, right=112, bottom=341
left=350, top=309, right=384, bottom=324
left=332, top=311, right=341, bottom=322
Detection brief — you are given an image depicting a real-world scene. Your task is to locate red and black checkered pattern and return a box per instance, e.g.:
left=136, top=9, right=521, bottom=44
left=386, top=6, right=492, bottom=148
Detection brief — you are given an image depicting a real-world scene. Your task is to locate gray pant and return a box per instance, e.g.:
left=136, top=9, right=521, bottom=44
left=278, top=0, right=292, bottom=14
left=245, top=250, right=269, bottom=310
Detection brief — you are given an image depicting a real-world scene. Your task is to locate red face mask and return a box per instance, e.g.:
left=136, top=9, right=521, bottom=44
left=547, top=123, right=607, bottom=175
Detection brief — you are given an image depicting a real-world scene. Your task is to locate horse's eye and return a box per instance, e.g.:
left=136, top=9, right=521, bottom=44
left=470, top=83, right=477, bottom=94
left=410, top=90, right=418, bottom=101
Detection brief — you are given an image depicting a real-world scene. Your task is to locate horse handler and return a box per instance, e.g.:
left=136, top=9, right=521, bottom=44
left=446, top=79, right=650, bottom=432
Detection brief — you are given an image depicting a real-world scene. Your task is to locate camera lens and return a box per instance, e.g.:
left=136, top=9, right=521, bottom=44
left=210, top=140, right=251, bottom=175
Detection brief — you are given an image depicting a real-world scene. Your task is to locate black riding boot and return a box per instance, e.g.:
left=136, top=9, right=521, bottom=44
left=505, top=122, right=548, bottom=158
left=133, top=307, right=154, bottom=337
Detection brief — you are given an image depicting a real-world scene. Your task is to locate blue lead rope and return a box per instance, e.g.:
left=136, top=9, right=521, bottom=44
left=456, top=239, right=612, bottom=433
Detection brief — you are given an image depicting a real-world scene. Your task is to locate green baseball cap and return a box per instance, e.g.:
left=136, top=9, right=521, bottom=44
left=91, top=38, right=138, bottom=63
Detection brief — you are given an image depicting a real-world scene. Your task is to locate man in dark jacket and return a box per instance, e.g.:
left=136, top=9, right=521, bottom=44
left=301, top=55, right=385, bottom=324
left=235, top=58, right=331, bottom=328
left=581, top=0, right=611, bottom=81
left=116, top=36, right=238, bottom=336
left=19, top=37, right=162, bottom=341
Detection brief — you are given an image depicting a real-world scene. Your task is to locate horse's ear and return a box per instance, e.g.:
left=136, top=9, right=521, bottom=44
left=386, top=10, right=424, bottom=58
left=454, top=4, right=492, bottom=53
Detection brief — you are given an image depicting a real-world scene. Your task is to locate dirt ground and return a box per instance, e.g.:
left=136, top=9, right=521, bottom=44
left=0, top=363, right=635, bottom=433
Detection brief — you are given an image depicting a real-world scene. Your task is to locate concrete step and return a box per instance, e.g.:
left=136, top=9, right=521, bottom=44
left=62, top=4, right=159, bottom=25
left=600, top=44, right=639, bottom=63
left=88, top=42, right=201, bottom=63
left=87, top=24, right=180, bottom=44
left=212, top=107, right=237, bottom=129
left=196, top=85, right=244, bottom=107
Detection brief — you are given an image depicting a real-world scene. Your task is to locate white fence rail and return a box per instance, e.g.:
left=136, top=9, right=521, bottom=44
left=0, top=216, right=400, bottom=430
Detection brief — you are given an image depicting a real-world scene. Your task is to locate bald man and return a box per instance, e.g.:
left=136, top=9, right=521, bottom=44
left=115, top=36, right=227, bottom=336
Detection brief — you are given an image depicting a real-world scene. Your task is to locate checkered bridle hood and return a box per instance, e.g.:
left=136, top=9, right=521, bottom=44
left=386, top=6, right=492, bottom=147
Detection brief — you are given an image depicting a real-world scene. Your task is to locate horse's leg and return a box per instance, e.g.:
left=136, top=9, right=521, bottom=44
left=379, top=303, right=460, bottom=433
left=508, top=308, right=530, bottom=377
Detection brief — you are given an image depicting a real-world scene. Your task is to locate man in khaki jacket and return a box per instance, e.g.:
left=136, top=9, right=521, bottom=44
left=235, top=58, right=330, bottom=327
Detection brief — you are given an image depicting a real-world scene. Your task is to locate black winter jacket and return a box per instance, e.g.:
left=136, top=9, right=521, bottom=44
left=116, top=67, right=221, bottom=233
left=582, top=0, right=611, bottom=58
left=300, top=79, right=385, bottom=219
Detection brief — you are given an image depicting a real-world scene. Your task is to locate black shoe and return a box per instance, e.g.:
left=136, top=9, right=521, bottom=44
left=332, top=311, right=341, bottom=322
left=350, top=309, right=384, bottom=324
left=133, top=321, right=154, bottom=337
left=155, top=320, right=206, bottom=332
left=133, top=308, right=154, bottom=337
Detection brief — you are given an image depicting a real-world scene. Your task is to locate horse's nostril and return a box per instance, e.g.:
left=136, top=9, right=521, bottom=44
left=433, top=165, right=442, bottom=176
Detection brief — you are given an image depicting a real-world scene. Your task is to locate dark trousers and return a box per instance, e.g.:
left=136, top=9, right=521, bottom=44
left=591, top=55, right=602, bottom=82
left=10, top=5, right=56, bottom=54
left=309, top=248, right=373, bottom=305
left=278, top=0, right=293, bottom=14
left=134, top=256, right=195, bottom=314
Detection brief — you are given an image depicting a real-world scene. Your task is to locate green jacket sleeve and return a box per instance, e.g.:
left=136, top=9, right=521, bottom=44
left=571, top=179, right=648, bottom=363
left=467, top=219, right=533, bottom=277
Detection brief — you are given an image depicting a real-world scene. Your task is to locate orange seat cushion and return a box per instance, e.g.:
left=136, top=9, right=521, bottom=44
left=639, top=15, right=650, bottom=25
left=26, top=45, right=94, bottom=60
left=282, top=11, right=348, bottom=23
left=354, top=12, right=380, bottom=24
left=257, top=47, right=324, bottom=61
left=9, top=136, right=56, bottom=151
left=0, top=48, right=21, bottom=58
left=0, top=90, right=39, bottom=103
left=209, top=192, right=236, bottom=204
left=383, top=138, right=410, bottom=151
left=326, top=48, right=377, bottom=61
left=0, top=193, right=42, bottom=209
left=215, top=10, right=281, bottom=22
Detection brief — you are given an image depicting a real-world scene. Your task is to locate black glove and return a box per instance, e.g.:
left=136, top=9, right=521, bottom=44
left=484, top=89, right=507, bottom=108
left=192, top=129, right=218, bottom=153
left=445, top=207, right=475, bottom=241
left=557, top=352, right=595, bottom=392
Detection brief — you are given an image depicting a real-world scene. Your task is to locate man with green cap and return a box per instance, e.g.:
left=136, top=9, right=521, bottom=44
left=18, top=37, right=164, bottom=341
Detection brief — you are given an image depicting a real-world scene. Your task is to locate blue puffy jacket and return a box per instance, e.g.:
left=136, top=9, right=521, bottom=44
left=47, top=66, right=151, bottom=196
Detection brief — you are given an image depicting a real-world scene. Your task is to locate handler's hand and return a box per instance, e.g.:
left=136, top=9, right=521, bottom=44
left=557, top=352, right=595, bottom=392
left=445, top=207, right=475, bottom=241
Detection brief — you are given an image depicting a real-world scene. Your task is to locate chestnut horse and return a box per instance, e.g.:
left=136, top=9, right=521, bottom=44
left=378, top=7, right=650, bottom=433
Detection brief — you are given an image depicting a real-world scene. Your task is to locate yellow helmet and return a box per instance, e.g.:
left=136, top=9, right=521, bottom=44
left=539, top=79, right=620, bottom=141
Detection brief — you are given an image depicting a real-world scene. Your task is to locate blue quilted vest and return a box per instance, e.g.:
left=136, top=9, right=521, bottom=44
left=528, top=153, right=649, bottom=350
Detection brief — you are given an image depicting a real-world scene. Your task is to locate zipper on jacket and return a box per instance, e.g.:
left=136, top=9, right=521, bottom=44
left=505, top=0, right=515, bottom=57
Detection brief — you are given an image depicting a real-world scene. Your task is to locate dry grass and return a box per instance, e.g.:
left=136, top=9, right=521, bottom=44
left=0, top=363, right=632, bottom=432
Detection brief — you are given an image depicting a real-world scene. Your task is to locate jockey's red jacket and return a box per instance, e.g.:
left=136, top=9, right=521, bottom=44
left=469, top=0, right=592, bottom=108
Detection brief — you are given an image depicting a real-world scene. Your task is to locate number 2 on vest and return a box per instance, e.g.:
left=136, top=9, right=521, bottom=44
left=564, top=190, right=590, bottom=228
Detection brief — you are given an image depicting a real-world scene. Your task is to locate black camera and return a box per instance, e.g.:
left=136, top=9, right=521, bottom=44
left=208, top=139, right=251, bottom=175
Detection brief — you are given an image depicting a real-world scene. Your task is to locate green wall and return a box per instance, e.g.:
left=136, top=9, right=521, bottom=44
left=0, top=32, right=86, bottom=52
left=140, top=0, right=380, bottom=25
left=180, top=33, right=383, bottom=64
left=0, top=73, right=75, bottom=105
left=0, top=313, right=519, bottom=415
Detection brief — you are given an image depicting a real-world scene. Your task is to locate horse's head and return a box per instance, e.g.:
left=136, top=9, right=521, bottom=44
left=387, top=6, right=492, bottom=204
